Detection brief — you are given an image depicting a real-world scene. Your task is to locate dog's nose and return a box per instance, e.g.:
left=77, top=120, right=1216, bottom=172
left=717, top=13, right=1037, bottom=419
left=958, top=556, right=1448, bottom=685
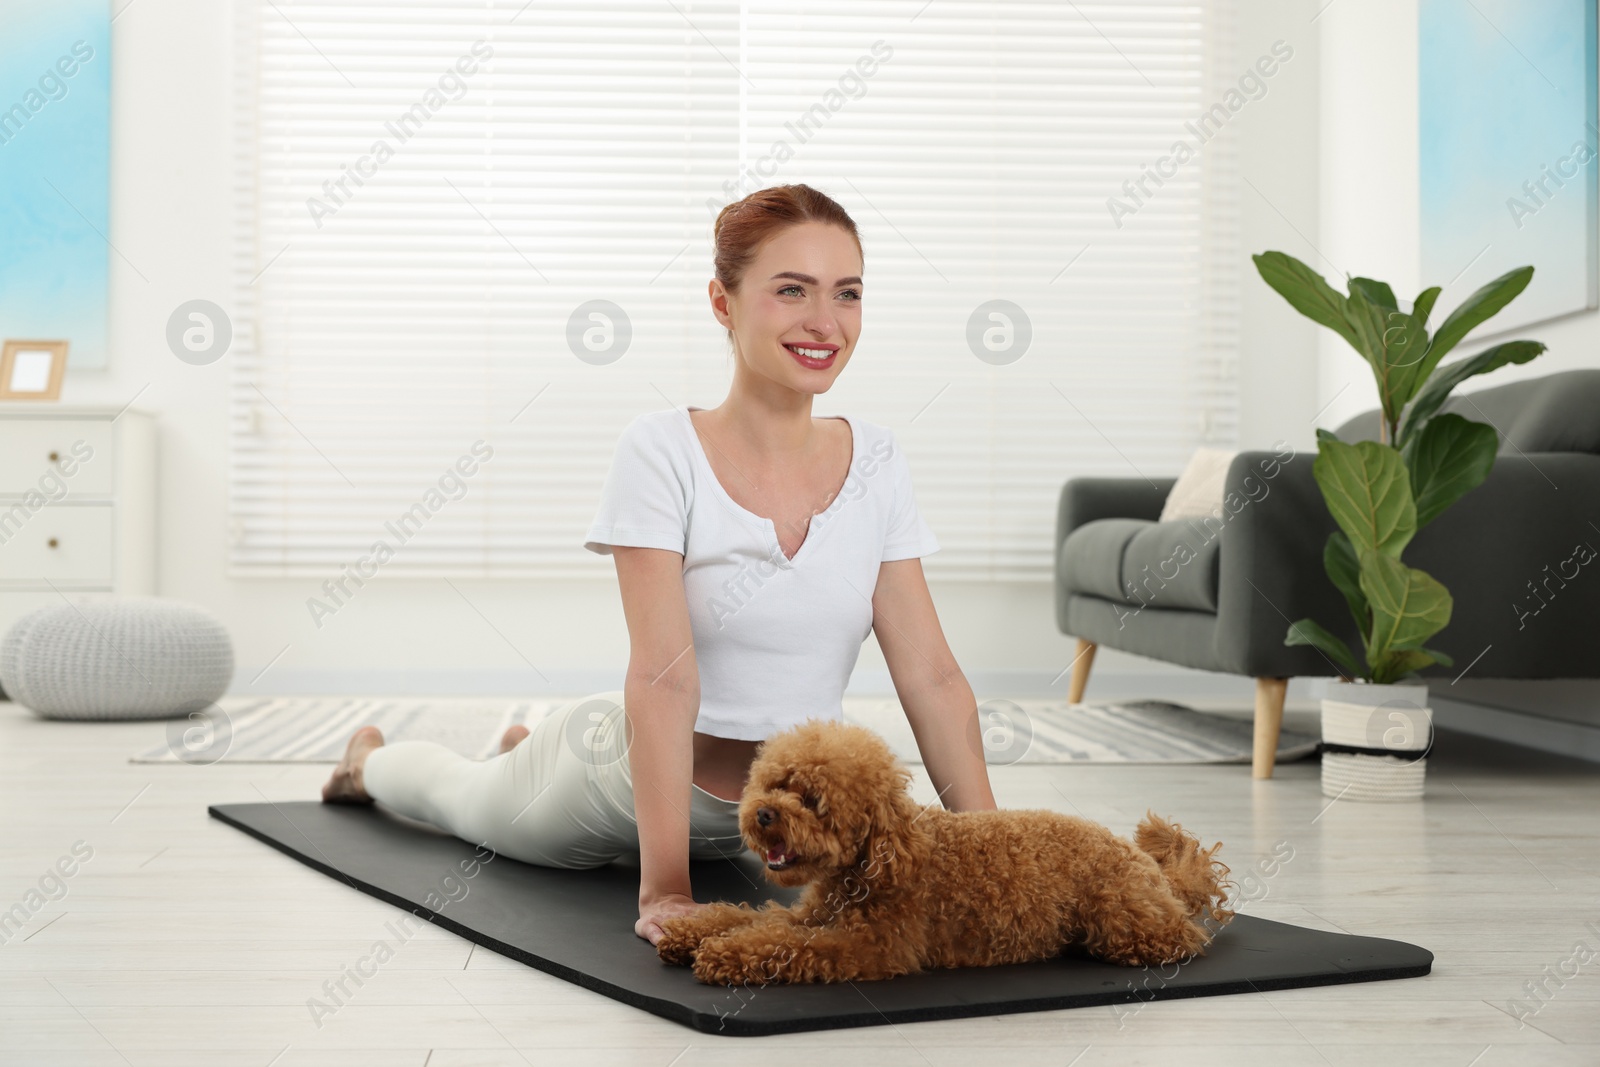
left=756, top=806, right=776, bottom=827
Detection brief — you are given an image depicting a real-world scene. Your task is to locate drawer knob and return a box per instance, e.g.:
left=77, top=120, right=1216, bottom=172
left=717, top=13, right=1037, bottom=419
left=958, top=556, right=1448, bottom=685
left=48, top=451, right=60, bottom=462
left=47, top=538, right=59, bottom=549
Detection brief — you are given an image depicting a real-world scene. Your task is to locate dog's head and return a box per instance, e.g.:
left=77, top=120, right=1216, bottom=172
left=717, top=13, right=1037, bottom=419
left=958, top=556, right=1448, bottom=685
left=740, top=719, right=922, bottom=887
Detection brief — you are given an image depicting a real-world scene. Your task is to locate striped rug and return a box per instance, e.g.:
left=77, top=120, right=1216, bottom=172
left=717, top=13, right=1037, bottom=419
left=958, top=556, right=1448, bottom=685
left=131, top=695, right=1318, bottom=766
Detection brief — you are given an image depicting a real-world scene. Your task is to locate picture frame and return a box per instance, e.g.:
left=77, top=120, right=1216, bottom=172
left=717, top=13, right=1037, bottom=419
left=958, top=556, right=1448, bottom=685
left=1419, top=0, right=1600, bottom=337
left=0, top=340, right=69, bottom=401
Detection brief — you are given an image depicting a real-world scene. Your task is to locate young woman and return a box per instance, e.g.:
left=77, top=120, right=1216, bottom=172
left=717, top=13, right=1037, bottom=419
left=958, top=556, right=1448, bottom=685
left=322, top=183, right=997, bottom=946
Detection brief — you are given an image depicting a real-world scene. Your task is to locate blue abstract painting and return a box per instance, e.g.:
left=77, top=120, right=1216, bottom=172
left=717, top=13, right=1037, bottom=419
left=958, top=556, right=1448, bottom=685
left=0, top=1, right=111, bottom=370
left=1419, top=0, right=1598, bottom=336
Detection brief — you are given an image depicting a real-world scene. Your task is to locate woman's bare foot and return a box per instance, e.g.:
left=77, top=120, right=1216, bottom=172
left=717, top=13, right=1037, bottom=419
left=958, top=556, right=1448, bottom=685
left=322, top=725, right=384, bottom=803
left=498, top=724, right=530, bottom=755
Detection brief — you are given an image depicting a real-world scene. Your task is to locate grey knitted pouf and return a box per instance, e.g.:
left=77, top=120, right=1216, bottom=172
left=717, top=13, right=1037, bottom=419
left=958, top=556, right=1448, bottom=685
left=0, top=598, right=235, bottom=721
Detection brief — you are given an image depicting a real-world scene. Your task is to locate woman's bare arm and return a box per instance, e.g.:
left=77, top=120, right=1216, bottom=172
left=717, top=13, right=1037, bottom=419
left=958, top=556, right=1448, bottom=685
left=872, top=557, right=998, bottom=812
left=611, top=545, right=701, bottom=905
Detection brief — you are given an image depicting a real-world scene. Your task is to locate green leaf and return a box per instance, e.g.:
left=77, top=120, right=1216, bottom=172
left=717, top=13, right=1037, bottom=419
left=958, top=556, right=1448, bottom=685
left=1312, top=437, right=1417, bottom=558
left=1403, top=413, right=1499, bottom=526
left=1398, top=339, right=1547, bottom=446
left=1402, top=267, right=1535, bottom=414
left=1425, top=265, right=1535, bottom=369
left=1348, top=277, right=1398, bottom=310
left=1285, top=618, right=1363, bottom=678
left=1324, top=531, right=1369, bottom=641
left=1420, top=647, right=1454, bottom=668
left=1379, top=308, right=1433, bottom=416
left=1359, top=550, right=1453, bottom=659
left=1372, top=648, right=1439, bottom=684
left=1253, top=251, right=1362, bottom=352
left=1342, top=285, right=1432, bottom=428
left=1411, top=286, right=1442, bottom=328
left=1340, top=284, right=1388, bottom=379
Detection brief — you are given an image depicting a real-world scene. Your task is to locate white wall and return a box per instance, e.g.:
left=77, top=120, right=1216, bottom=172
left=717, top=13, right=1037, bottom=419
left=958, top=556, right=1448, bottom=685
left=1316, top=0, right=1423, bottom=430
left=46, top=0, right=1325, bottom=702
left=1234, top=0, right=1326, bottom=455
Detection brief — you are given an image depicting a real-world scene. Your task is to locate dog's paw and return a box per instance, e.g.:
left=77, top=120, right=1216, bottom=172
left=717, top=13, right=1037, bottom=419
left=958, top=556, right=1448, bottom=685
left=655, top=918, right=702, bottom=966
left=691, top=935, right=775, bottom=987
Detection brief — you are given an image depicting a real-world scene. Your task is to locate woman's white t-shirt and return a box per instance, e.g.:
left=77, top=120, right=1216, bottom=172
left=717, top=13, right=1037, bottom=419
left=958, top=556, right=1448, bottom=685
left=583, top=404, right=940, bottom=741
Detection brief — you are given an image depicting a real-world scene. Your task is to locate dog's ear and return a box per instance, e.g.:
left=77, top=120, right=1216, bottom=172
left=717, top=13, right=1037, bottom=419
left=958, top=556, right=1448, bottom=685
left=858, top=763, right=920, bottom=871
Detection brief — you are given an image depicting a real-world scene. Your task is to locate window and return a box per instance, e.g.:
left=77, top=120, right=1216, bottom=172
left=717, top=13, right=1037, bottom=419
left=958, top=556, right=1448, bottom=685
left=231, top=0, right=1238, bottom=581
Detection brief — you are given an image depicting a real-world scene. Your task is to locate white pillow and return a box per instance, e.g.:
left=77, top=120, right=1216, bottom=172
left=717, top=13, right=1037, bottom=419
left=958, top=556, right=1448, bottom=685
left=1159, top=447, right=1238, bottom=522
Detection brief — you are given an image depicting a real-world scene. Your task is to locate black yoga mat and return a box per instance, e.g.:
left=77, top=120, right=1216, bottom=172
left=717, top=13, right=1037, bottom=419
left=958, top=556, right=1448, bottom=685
left=210, top=801, right=1432, bottom=1036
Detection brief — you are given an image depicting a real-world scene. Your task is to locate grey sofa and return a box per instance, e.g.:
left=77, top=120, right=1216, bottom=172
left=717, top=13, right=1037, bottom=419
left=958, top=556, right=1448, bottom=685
left=1054, top=369, right=1600, bottom=778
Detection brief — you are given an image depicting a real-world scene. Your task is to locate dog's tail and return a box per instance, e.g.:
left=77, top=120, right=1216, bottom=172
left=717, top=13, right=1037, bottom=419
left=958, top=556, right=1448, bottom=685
left=1134, top=811, right=1234, bottom=925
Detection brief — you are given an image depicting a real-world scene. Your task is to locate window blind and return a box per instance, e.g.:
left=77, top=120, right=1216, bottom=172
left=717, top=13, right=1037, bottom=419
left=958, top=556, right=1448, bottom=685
left=231, top=0, right=1238, bottom=582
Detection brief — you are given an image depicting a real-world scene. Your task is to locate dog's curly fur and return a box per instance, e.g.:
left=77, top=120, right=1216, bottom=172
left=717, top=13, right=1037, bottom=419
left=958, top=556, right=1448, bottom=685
left=657, top=719, right=1234, bottom=985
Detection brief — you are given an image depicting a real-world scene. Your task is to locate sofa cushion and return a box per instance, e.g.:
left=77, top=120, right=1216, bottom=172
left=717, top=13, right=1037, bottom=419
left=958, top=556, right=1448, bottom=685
left=1061, top=518, right=1223, bottom=613
left=1123, top=521, right=1223, bottom=612
left=1159, top=447, right=1238, bottom=522
left=1060, top=519, right=1147, bottom=603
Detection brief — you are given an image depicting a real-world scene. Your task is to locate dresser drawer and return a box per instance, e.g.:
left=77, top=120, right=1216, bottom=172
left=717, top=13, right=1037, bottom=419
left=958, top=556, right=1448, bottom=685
left=0, top=420, right=115, bottom=498
left=0, top=504, right=115, bottom=587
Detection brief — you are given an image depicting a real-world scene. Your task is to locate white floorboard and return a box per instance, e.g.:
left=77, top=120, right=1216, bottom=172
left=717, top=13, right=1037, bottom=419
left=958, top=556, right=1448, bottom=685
left=1, top=698, right=1597, bottom=1066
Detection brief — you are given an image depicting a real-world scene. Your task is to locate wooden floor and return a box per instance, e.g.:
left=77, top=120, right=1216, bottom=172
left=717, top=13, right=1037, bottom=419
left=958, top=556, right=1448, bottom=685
left=2, top=698, right=1597, bottom=1066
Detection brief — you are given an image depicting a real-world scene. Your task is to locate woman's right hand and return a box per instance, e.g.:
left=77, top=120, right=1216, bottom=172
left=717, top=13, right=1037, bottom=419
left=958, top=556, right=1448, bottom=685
left=637, top=892, right=706, bottom=946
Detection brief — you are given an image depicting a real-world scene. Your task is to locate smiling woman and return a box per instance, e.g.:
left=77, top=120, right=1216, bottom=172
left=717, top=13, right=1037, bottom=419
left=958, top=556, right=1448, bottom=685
left=598, top=183, right=997, bottom=944
left=322, top=182, right=995, bottom=951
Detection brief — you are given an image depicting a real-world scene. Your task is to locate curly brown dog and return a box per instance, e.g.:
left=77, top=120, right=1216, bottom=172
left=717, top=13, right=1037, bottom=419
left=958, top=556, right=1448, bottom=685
left=657, top=719, right=1234, bottom=985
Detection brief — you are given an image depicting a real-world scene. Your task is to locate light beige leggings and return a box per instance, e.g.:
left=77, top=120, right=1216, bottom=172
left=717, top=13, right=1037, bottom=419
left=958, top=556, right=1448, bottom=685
left=361, top=691, right=744, bottom=868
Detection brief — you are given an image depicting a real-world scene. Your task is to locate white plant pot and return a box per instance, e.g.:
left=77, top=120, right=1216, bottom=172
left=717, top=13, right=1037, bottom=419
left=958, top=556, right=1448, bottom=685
left=1319, top=680, right=1432, bottom=801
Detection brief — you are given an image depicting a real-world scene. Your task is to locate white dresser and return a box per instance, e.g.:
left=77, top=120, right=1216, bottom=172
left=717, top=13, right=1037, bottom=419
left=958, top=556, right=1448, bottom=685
left=0, top=405, right=157, bottom=640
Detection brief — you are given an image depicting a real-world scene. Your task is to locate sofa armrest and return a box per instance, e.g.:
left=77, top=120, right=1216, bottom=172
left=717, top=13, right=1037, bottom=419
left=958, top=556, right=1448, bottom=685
left=1212, top=449, right=1345, bottom=677
left=1054, top=476, right=1174, bottom=639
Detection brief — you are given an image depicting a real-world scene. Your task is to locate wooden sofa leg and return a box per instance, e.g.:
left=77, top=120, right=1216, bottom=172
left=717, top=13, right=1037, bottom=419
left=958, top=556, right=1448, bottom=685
left=1068, top=639, right=1097, bottom=704
left=1252, top=677, right=1289, bottom=779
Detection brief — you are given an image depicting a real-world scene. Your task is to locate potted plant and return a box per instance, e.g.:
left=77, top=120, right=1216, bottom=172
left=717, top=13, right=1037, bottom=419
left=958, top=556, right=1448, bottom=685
left=1252, top=251, right=1547, bottom=797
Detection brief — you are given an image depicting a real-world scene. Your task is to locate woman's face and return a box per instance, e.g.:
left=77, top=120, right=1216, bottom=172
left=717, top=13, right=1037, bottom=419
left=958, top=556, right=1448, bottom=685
left=710, top=220, right=863, bottom=395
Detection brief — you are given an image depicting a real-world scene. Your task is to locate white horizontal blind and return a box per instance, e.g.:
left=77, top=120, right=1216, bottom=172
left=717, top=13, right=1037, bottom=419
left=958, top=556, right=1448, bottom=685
left=232, top=0, right=1238, bottom=581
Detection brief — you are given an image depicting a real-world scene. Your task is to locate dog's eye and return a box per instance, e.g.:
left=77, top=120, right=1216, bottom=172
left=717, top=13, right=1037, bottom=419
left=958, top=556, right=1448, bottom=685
left=801, top=793, right=819, bottom=810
